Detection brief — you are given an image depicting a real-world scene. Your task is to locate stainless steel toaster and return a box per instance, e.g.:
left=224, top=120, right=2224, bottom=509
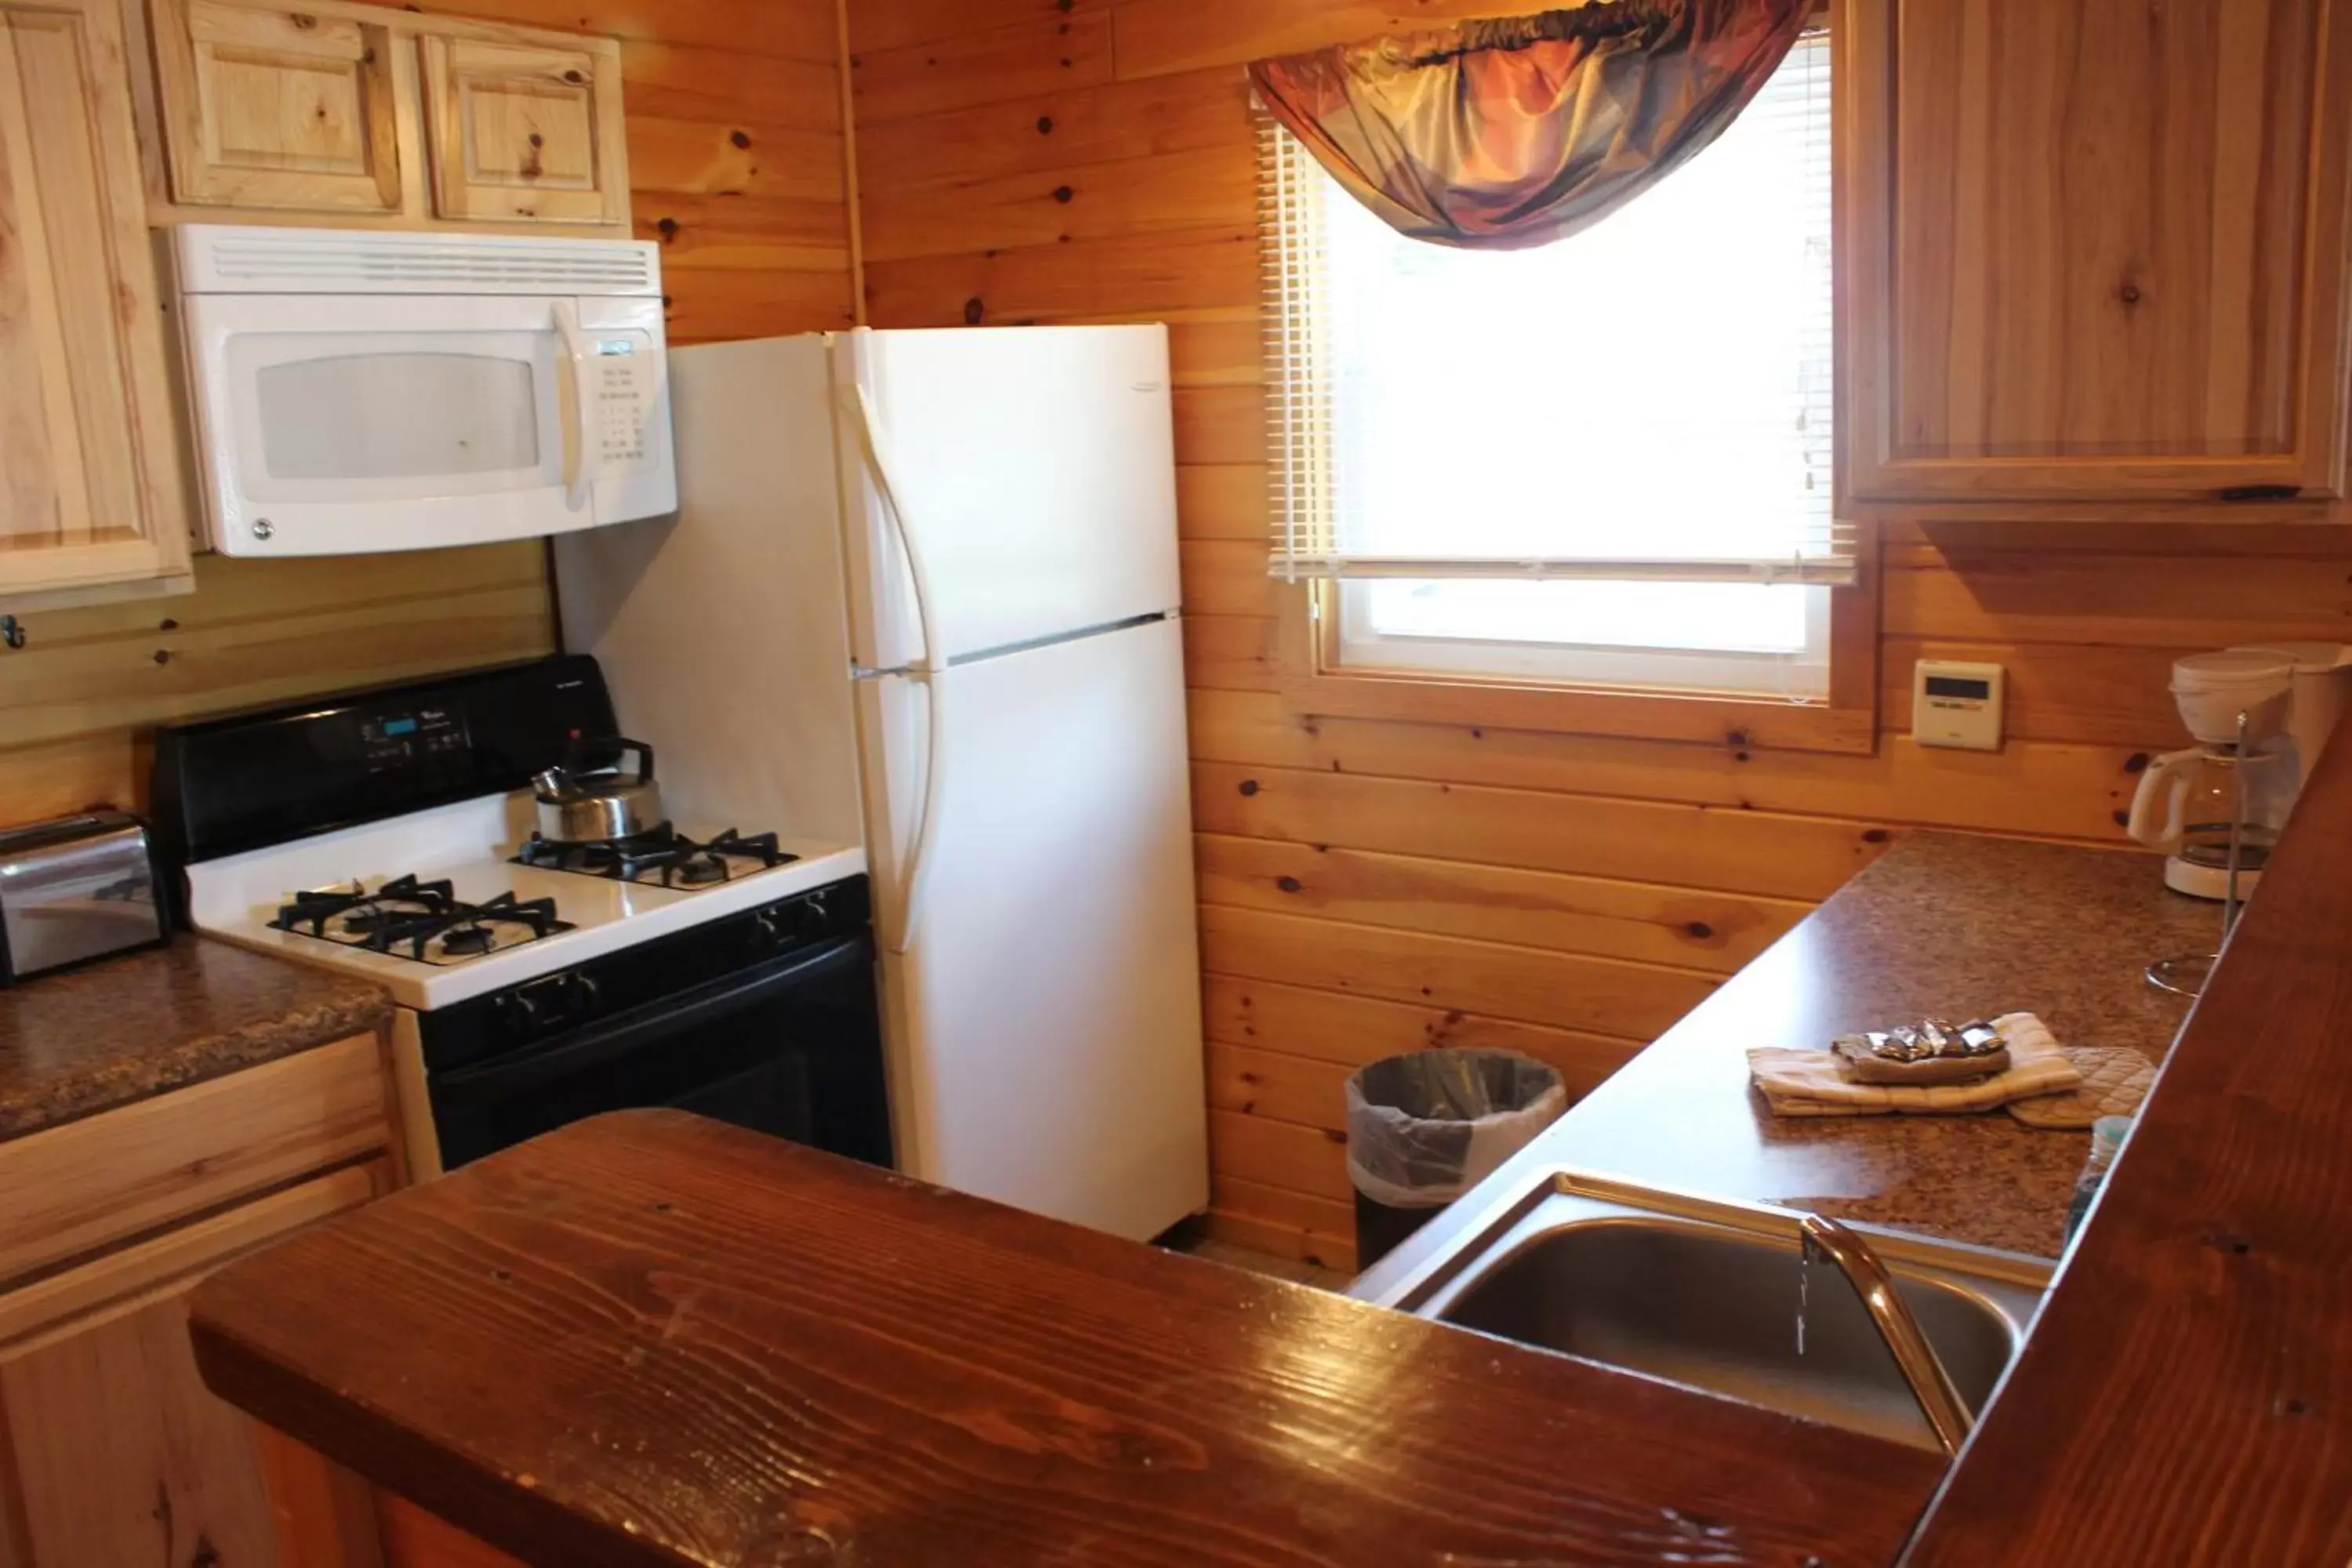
left=0, top=811, right=167, bottom=984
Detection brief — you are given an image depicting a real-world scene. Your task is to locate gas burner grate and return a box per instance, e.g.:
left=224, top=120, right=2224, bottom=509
left=360, top=891, right=572, bottom=963
left=510, top=825, right=797, bottom=888
left=274, top=873, right=456, bottom=937
left=272, top=877, right=574, bottom=964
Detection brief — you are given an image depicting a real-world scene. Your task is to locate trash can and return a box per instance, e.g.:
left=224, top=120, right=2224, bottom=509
left=1345, top=1050, right=1568, bottom=1269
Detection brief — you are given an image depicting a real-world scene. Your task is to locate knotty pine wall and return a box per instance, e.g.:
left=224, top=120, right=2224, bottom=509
left=0, top=0, right=858, bottom=823
left=848, top=0, right=2352, bottom=1270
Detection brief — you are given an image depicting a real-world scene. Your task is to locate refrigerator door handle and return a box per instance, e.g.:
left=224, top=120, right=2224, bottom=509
left=846, top=383, right=947, bottom=954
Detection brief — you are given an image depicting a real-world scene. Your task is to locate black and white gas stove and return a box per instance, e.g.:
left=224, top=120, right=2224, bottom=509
left=152, top=657, right=890, bottom=1177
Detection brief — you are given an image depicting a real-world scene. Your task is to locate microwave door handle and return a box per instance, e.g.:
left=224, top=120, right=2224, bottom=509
left=554, top=299, right=594, bottom=512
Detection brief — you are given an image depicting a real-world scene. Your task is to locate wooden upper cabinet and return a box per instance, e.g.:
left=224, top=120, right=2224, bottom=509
left=0, top=0, right=192, bottom=602
left=141, top=0, right=630, bottom=230
left=419, top=33, right=626, bottom=224
left=1842, top=0, right=2352, bottom=503
left=151, top=0, right=401, bottom=212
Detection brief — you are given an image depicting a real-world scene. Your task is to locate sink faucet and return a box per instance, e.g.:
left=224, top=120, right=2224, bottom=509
left=1795, top=1213, right=1975, bottom=1456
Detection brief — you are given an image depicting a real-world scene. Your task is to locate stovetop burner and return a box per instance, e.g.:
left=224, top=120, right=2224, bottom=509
left=439, top=924, right=498, bottom=956
left=510, top=824, right=797, bottom=888
left=272, top=874, right=574, bottom=965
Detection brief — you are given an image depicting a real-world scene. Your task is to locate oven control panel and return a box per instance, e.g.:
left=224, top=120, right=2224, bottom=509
left=359, top=704, right=468, bottom=774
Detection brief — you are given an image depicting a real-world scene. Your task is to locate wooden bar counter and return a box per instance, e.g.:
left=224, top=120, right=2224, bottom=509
left=186, top=727, right=2352, bottom=1566
left=191, top=1109, right=1941, bottom=1567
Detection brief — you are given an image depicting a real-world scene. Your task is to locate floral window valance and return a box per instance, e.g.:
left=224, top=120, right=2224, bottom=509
left=1247, top=0, right=1817, bottom=251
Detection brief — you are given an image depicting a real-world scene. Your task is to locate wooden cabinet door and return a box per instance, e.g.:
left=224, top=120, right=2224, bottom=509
left=0, top=1289, right=280, bottom=1566
left=419, top=32, right=626, bottom=224
left=0, top=0, right=193, bottom=603
left=1842, top=0, right=2352, bottom=503
left=0, top=1164, right=386, bottom=1567
left=150, top=0, right=402, bottom=213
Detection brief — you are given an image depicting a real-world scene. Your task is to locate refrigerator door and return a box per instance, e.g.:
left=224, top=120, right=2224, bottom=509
left=833, top=326, right=1181, bottom=671
left=855, top=615, right=1208, bottom=1240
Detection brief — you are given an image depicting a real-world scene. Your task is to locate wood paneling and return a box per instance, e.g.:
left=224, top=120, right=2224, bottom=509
left=1185, top=689, right=2152, bottom=841
left=851, top=13, right=1116, bottom=125
left=861, top=143, right=1254, bottom=262
left=1192, top=761, right=1892, bottom=901
left=851, top=67, right=1245, bottom=186
left=1196, top=833, right=1806, bottom=972
left=1202, top=974, right=1641, bottom=1091
left=1200, top=1178, right=1352, bottom=1270
left=1199, top=903, right=1719, bottom=1041
left=863, top=223, right=1255, bottom=325
left=850, top=0, right=1112, bottom=57
left=0, top=0, right=858, bottom=815
left=615, top=42, right=840, bottom=129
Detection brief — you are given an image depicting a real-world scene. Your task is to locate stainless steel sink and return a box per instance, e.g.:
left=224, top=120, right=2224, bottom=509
left=1355, top=1172, right=2052, bottom=1453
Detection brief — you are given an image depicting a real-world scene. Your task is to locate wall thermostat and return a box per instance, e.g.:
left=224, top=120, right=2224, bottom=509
left=1913, top=659, right=2005, bottom=751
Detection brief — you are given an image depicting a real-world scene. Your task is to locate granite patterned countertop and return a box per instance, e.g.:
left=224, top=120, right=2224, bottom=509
left=0, top=937, right=392, bottom=1143
left=1369, top=833, right=2214, bottom=1278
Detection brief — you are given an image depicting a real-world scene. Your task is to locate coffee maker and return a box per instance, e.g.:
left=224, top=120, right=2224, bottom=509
left=2127, top=642, right=2352, bottom=898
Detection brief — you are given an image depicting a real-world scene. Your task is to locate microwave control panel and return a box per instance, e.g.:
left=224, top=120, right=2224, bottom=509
left=590, top=337, right=657, bottom=467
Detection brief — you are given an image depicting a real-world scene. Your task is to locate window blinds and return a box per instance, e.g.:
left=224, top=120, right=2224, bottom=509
left=1258, top=31, right=1854, bottom=587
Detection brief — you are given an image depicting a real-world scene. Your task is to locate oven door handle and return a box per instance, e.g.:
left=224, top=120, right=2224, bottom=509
left=432, top=934, right=869, bottom=1103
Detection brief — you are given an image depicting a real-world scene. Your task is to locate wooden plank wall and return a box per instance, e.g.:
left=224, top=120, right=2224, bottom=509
left=847, top=0, right=2352, bottom=1270
left=0, top=0, right=858, bottom=822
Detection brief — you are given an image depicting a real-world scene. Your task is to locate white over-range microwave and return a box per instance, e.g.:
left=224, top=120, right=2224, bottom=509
left=172, top=226, right=677, bottom=557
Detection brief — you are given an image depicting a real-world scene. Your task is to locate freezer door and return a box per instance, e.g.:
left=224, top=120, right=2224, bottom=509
left=856, top=616, right=1207, bottom=1240
left=833, top=326, right=1181, bottom=670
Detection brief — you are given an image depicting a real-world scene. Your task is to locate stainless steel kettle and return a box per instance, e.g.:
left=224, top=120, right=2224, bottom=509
left=532, top=739, right=662, bottom=844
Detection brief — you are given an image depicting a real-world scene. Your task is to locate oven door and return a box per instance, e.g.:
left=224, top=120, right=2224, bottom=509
left=426, top=932, right=891, bottom=1172
left=180, top=291, right=670, bottom=557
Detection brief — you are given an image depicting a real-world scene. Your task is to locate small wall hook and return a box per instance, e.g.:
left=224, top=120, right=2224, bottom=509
left=0, top=616, right=24, bottom=651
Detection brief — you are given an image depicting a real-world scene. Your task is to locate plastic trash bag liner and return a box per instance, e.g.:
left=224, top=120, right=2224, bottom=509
left=1344, top=1049, right=1567, bottom=1210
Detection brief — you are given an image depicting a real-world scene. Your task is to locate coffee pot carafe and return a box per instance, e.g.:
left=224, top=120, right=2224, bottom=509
left=2128, top=644, right=2352, bottom=899
left=2126, top=740, right=2294, bottom=897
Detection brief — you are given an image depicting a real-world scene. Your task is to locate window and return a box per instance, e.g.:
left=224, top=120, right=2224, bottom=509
left=1264, top=30, right=1842, bottom=704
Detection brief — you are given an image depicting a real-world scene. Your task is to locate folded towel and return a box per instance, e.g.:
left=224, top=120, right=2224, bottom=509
left=1748, top=1012, right=2082, bottom=1118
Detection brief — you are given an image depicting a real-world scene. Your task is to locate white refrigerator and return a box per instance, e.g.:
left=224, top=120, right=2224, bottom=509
left=554, top=326, right=1210, bottom=1241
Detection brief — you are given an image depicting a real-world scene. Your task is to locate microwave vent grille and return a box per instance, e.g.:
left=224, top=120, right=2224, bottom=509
left=180, top=227, right=661, bottom=296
